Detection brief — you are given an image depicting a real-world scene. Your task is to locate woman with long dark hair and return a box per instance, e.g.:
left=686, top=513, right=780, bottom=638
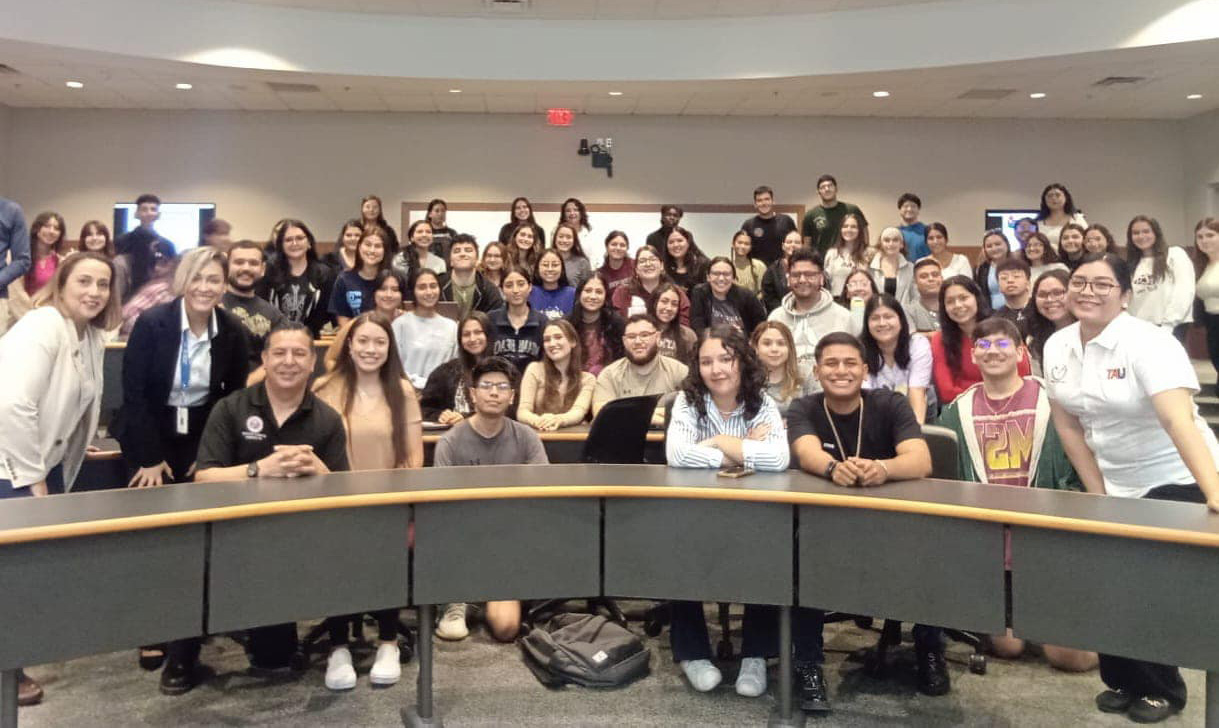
left=761, top=230, right=803, bottom=312
left=665, top=325, right=789, bottom=698
left=611, top=245, right=690, bottom=324
left=688, top=256, right=766, bottom=337
left=975, top=228, right=1012, bottom=311
left=1125, top=215, right=1195, bottom=342
left=261, top=219, right=336, bottom=337
left=313, top=311, right=422, bottom=690
left=651, top=282, right=698, bottom=363
left=392, top=268, right=457, bottom=389
left=930, top=275, right=1028, bottom=403
left=1058, top=223, right=1088, bottom=269
left=1083, top=224, right=1119, bottom=256
left=8, top=211, right=67, bottom=323
left=419, top=311, right=494, bottom=424
left=822, top=212, right=869, bottom=297
left=860, top=294, right=933, bottom=423
left=479, top=241, right=508, bottom=289
left=1035, top=183, right=1087, bottom=247
left=490, top=267, right=548, bottom=375
left=1194, top=218, right=1219, bottom=388
left=360, top=194, right=399, bottom=253
left=1022, top=232, right=1068, bottom=281
left=730, top=230, right=767, bottom=296
left=528, top=248, right=576, bottom=320
left=517, top=319, right=595, bottom=431
left=567, top=273, right=624, bottom=375
left=330, top=226, right=391, bottom=326
left=497, top=196, right=546, bottom=247
left=920, top=222, right=972, bottom=279
left=391, top=219, right=446, bottom=277
left=551, top=221, right=592, bottom=290
left=662, top=226, right=710, bottom=295
left=1025, top=269, right=1073, bottom=376
left=506, top=222, right=545, bottom=275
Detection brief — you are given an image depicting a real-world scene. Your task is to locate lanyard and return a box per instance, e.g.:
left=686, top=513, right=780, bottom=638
left=179, top=328, right=193, bottom=394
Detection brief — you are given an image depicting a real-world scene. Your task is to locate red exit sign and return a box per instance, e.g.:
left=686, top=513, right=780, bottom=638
left=547, top=108, right=574, bottom=126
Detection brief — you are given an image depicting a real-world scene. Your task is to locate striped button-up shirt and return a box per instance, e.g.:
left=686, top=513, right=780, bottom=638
left=666, top=391, right=790, bottom=471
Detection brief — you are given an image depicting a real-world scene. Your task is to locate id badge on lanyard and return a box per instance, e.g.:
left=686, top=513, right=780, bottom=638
left=177, top=329, right=192, bottom=435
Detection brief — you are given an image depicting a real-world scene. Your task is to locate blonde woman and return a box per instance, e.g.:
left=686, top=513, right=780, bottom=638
left=750, top=320, right=812, bottom=414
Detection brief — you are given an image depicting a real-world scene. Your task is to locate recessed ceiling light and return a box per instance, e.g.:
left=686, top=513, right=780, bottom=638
left=872, top=90, right=890, bottom=98
left=448, top=88, right=462, bottom=93
left=1029, top=92, right=1047, bottom=99
left=1187, top=93, right=1203, bottom=100
left=65, top=81, right=83, bottom=89
left=175, top=83, right=193, bottom=90
left=608, top=91, right=623, bottom=96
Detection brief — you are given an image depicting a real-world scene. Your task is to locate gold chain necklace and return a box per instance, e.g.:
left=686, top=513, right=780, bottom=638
left=980, top=381, right=1023, bottom=416
left=823, top=395, right=864, bottom=460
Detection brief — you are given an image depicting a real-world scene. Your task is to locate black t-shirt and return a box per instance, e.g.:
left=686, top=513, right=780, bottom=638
left=222, top=291, right=287, bottom=370
left=740, top=214, right=798, bottom=266
left=645, top=228, right=671, bottom=252
left=196, top=384, right=350, bottom=473
left=787, top=389, right=922, bottom=461
left=428, top=226, right=458, bottom=263
left=994, top=304, right=1031, bottom=338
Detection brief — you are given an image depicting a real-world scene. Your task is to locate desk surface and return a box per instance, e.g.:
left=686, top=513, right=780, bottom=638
left=2, top=465, right=1218, bottom=548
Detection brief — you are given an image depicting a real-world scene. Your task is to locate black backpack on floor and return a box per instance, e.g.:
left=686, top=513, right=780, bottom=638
left=518, top=613, right=651, bottom=688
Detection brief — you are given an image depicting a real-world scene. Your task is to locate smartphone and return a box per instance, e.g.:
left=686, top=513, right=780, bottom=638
left=717, top=465, right=755, bottom=479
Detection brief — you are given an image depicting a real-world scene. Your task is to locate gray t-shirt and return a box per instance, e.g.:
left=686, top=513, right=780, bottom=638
left=906, top=298, right=939, bottom=333
left=433, top=418, right=549, bottom=466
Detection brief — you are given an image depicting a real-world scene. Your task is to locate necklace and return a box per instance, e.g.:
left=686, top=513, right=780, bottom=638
left=980, top=381, right=1023, bottom=416
left=823, top=395, right=864, bottom=460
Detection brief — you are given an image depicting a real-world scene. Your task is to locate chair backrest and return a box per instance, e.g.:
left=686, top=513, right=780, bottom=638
left=921, top=423, right=959, bottom=480
left=582, top=394, right=663, bottom=464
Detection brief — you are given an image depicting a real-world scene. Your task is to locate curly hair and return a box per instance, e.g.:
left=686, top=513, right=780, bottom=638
left=678, top=324, right=768, bottom=424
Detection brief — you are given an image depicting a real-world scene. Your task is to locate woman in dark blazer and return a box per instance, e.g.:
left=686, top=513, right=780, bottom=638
left=115, top=247, right=249, bottom=488
left=112, top=247, right=249, bottom=682
left=688, top=256, right=767, bottom=338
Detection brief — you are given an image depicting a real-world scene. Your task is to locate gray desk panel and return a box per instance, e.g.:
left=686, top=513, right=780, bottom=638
left=604, top=498, right=793, bottom=605
left=413, top=498, right=600, bottom=604
left=0, top=525, right=205, bottom=670
left=208, top=507, right=410, bottom=633
left=1011, top=526, right=1219, bottom=670
left=799, top=507, right=1005, bottom=634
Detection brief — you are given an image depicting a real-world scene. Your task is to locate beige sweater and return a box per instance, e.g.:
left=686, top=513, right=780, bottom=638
left=517, top=362, right=596, bottom=428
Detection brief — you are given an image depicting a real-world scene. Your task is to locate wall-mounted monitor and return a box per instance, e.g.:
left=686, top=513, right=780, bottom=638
left=113, top=203, right=216, bottom=251
left=984, top=209, right=1039, bottom=251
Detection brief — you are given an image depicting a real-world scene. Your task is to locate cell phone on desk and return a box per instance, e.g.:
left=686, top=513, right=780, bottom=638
left=717, top=465, right=755, bottom=479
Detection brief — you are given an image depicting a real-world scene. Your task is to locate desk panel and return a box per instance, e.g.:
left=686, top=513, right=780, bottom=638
left=413, top=497, right=600, bottom=604
left=0, top=525, right=205, bottom=670
left=799, top=507, right=1005, bottom=634
left=1012, top=526, right=1219, bottom=670
left=604, top=498, right=793, bottom=605
left=208, top=507, right=410, bottom=633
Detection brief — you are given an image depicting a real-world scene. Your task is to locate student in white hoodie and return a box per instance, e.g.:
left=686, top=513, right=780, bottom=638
left=766, top=248, right=851, bottom=379
left=1125, top=215, right=1195, bottom=344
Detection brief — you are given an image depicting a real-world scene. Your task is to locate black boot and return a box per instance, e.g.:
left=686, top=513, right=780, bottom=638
left=793, top=660, right=830, bottom=713
left=917, top=648, right=951, bottom=696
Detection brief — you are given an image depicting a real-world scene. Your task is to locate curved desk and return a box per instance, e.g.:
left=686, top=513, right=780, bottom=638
left=2, top=466, right=1219, bottom=727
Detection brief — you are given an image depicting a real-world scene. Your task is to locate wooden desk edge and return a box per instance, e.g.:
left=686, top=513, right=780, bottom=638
left=3, top=483, right=1217, bottom=549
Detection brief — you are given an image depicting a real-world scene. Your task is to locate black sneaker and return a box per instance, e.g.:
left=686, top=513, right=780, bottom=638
left=1128, top=696, right=1180, bottom=724
left=1095, top=688, right=1134, bottom=713
left=916, top=649, right=951, bottom=696
left=159, top=660, right=197, bottom=696
left=793, top=661, right=830, bottom=713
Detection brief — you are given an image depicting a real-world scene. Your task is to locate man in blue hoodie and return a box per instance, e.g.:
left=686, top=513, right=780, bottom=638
left=0, top=197, right=32, bottom=336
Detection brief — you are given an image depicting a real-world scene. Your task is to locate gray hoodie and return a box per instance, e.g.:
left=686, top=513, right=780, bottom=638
left=767, top=290, right=852, bottom=377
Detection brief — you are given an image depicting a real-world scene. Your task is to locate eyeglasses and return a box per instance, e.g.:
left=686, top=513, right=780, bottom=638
left=708, top=271, right=733, bottom=279
left=789, top=271, right=822, bottom=281
left=475, top=381, right=512, bottom=392
left=282, top=235, right=309, bottom=244
left=624, top=331, right=657, bottom=342
left=1035, top=289, right=1066, bottom=301
left=974, top=338, right=1015, bottom=350
left=1067, top=277, right=1116, bottom=296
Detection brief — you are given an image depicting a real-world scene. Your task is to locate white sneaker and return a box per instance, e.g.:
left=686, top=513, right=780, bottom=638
left=324, top=646, right=357, bottom=691
left=436, top=603, right=469, bottom=640
left=370, top=643, right=401, bottom=686
left=735, top=657, right=767, bottom=697
left=680, top=659, right=723, bottom=692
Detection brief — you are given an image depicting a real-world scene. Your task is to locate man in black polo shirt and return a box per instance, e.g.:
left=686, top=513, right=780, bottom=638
left=786, top=332, right=941, bottom=711
left=156, top=322, right=348, bottom=696
left=740, top=185, right=798, bottom=266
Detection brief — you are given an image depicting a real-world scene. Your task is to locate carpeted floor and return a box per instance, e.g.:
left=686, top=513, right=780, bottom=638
left=13, top=604, right=1204, bottom=726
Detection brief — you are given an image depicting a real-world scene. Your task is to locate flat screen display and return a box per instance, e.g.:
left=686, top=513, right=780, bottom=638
left=113, top=203, right=216, bottom=251
left=984, top=209, right=1039, bottom=251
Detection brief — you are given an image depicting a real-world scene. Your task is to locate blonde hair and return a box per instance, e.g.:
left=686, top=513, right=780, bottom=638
left=34, top=251, right=123, bottom=330
left=172, top=247, right=228, bottom=297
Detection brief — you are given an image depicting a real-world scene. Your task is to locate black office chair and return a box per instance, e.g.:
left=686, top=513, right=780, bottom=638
left=860, top=425, right=987, bottom=677
left=528, top=394, right=664, bottom=626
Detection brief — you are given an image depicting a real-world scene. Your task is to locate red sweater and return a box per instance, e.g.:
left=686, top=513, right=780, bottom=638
left=929, top=331, right=1030, bottom=404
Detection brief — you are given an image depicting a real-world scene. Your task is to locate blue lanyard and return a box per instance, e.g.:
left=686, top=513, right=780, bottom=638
left=179, top=329, right=193, bottom=393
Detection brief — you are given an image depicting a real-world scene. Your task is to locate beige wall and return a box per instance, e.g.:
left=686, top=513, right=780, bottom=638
left=1184, top=108, right=1219, bottom=230
left=0, top=105, right=11, bottom=195
left=1, top=108, right=1193, bottom=249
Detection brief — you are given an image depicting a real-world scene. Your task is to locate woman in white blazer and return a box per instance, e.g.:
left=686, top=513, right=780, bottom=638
left=0, top=251, right=119, bottom=497
left=0, top=251, right=119, bottom=705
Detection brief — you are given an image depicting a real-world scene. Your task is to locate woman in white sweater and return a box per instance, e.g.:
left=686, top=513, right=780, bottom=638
left=392, top=268, right=457, bottom=389
left=1193, top=218, right=1219, bottom=388
left=1125, top=215, right=1195, bottom=343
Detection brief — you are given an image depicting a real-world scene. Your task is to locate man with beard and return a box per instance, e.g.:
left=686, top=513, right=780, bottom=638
left=221, top=239, right=286, bottom=373
left=766, top=248, right=851, bottom=378
left=593, top=313, right=689, bottom=426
